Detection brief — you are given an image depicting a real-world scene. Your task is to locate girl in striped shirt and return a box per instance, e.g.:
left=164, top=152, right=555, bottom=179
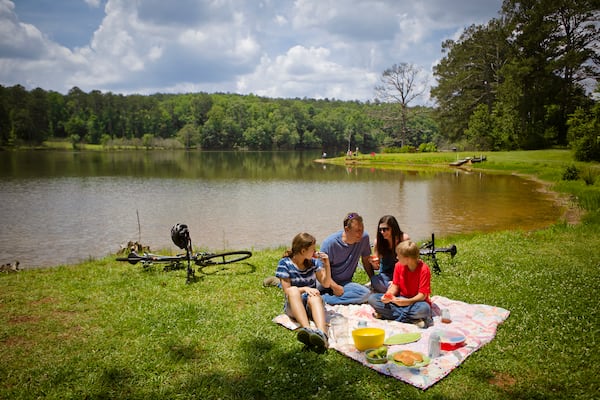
left=276, top=232, right=332, bottom=352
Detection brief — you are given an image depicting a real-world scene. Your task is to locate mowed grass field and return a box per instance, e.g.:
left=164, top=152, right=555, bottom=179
left=1, top=150, right=599, bottom=399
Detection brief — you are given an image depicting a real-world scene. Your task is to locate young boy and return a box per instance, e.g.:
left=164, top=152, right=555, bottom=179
left=367, top=241, right=433, bottom=328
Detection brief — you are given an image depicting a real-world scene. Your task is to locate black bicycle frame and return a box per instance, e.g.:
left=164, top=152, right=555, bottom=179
left=419, top=233, right=457, bottom=274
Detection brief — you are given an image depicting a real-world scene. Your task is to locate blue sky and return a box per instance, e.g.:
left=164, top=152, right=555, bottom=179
left=1, top=0, right=503, bottom=103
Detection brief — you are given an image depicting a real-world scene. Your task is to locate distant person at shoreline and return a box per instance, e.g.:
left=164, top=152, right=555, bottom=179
left=370, top=215, right=410, bottom=293
left=275, top=232, right=331, bottom=353
left=317, top=212, right=374, bottom=305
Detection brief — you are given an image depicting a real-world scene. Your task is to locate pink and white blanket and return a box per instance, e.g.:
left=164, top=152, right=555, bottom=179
left=272, top=295, right=510, bottom=390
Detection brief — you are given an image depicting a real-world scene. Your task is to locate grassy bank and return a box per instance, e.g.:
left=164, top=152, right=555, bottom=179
left=333, top=149, right=599, bottom=178
left=1, top=150, right=599, bottom=399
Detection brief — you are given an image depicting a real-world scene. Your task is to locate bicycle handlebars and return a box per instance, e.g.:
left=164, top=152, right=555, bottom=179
left=419, top=233, right=457, bottom=274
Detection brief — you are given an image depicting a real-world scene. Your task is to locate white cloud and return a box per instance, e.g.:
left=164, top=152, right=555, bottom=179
left=0, top=2, right=47, bottom=58
left=0, top=0, right=504, bottom=100
left=274, top=14, right=287, bottom=26
left=231, top=35, right=260, bottom=61
left=84, top=0, right=102, bottom=8
left=237, top=45, right=378, bottom=100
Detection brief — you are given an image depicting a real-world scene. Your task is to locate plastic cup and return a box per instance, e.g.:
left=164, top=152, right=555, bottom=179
left=370, top=255, right=380, bottom=269
left=441, top=308, right=452, bottom=323
left=329, top=316, right=350, bottom=344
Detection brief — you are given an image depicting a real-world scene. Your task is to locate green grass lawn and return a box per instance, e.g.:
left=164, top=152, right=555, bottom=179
left=1, top=150, right=599, bottom=399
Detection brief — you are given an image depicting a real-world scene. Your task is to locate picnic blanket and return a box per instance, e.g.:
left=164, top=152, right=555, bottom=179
left=272, top=295, right=510, bottom=390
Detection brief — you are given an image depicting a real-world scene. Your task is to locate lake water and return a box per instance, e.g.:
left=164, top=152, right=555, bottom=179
left=0, top=150, right=561, bottom=268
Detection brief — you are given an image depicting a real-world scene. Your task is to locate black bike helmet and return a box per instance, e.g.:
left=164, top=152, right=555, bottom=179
left=171, top=223, right=191, bottom=250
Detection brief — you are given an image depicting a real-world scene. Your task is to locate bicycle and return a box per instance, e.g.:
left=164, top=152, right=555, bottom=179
left=419, top=233, right=457, bottom=274
left=116, top=223, right=252, bottom=284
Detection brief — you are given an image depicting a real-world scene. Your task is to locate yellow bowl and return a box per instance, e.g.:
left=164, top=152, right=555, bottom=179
left=352, top=327, right=385, bottom=351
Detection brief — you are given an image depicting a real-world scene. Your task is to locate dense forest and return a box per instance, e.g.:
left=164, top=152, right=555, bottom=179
left=1, top=0, right=598, bottom=160
left=0, top=86, right=439, bottom=154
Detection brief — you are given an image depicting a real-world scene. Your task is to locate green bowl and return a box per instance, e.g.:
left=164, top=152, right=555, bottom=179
left=365, top=347, right=388, bottom=364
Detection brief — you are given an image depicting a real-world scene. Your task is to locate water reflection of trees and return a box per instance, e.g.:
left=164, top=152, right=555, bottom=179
left=4, top=150, right=444, bottom=182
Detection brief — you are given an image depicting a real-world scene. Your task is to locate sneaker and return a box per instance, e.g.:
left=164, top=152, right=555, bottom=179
left=413, top=319, right=426, bottom=329
left=262, top=276, right=280, bottom=287
left=296, top=327, right=311, bottom=346
left=309, top=329, right=329, bottom=353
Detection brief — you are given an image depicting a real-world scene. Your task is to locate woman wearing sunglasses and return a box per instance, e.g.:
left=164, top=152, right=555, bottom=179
left=370, top=215, right=410, bottom=293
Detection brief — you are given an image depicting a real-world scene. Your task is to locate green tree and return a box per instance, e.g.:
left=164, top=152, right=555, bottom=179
left=85, top=90, right=105, bottom=143
left=101, top=92, right=126, bottom=140
left=28, top=88, right=49, bottom=144
left=201, top=104, right=225, bottom=149
left=142, top=133, right=154, bottom=149
left=568, top=102, right=600, bottom=162
left=273, top=123, right=299, bottom=150
left=46, top=91, right=67, bottom=138
left=0, top=86, right=10, bottom=145
left=431, top=18, right=511, bottom=145
left=501, top=0, right=599, bottom=146
left=491, top=62, right=524, bottom=149
left=69, top=134, right=80, bottom=149
left=243, top=123, right=272, bottom=150
left=465, top=103, right=495, bottom=150
left=65, top=87, right=90, bottom=142
left=433, top=1, right=598, bottom=150
left=193, top=93, right=214, bottom=124
left=176, top=123, right=199, bottom=149
left=301, top=129, right=321, bottom=149
left=64, top=115, right=87, bottom=141
left=86, top=114, right=102, bottom=144
left=6, top=85, right=33, bottom=145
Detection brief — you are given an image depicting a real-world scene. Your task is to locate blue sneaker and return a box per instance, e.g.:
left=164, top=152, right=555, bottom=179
left=309, top=329, right=329, bottom=353
left=424, top=317, right=434, bottom=329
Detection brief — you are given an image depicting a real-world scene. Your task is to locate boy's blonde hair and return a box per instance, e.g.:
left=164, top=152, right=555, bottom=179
left=395, top=240, right=419, bottom=259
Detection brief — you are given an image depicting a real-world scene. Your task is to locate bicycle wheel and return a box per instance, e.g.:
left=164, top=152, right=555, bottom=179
left=196, top=251, right=253, bottom=276
left=196, top=251, right=252, bottom=266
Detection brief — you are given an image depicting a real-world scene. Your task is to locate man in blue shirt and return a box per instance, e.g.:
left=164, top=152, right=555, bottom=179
left=318, top=212, right=374, bottom=305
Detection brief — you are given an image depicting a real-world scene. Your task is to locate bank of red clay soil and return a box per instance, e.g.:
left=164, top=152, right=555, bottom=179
left=516, top=172, right=583, bottom=225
